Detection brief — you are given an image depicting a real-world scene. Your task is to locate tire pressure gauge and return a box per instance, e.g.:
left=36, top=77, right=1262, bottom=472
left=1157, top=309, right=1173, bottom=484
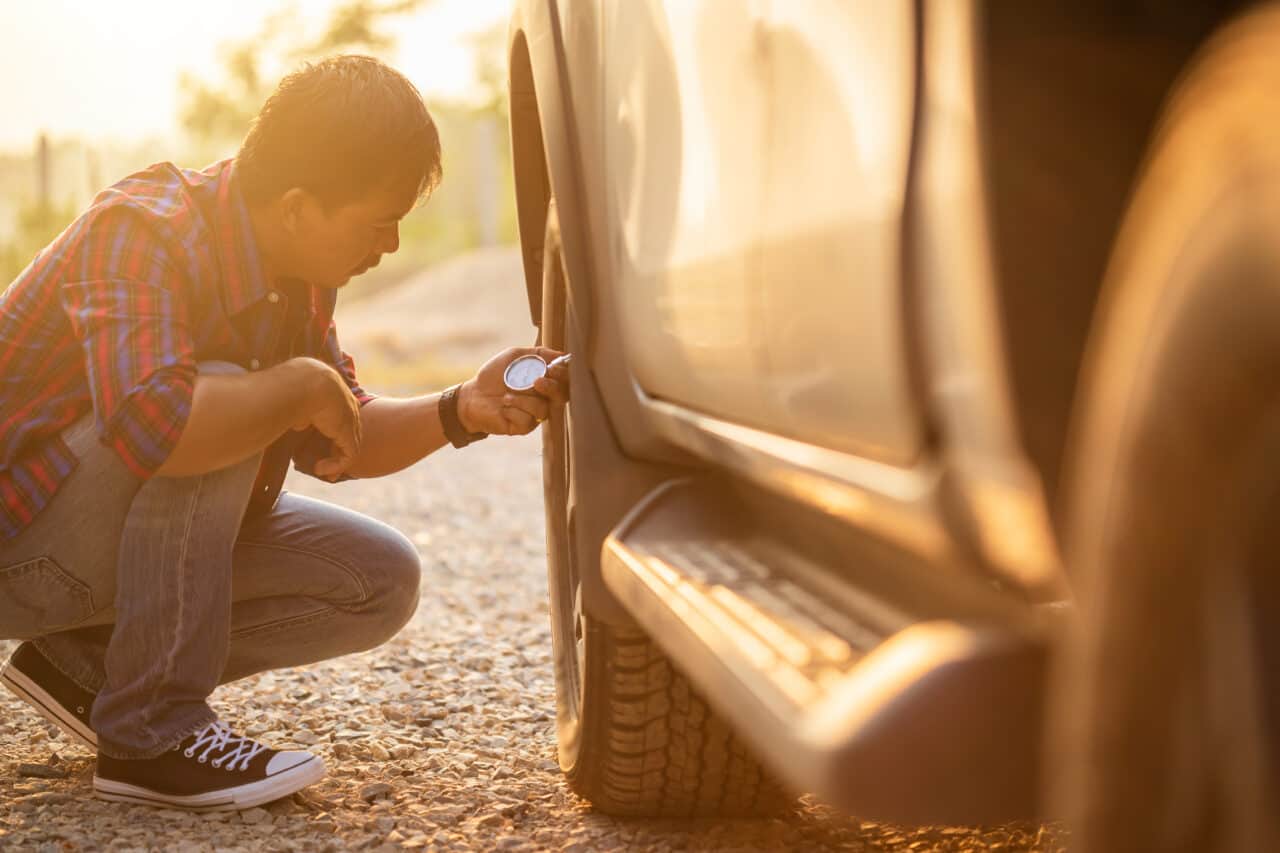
left=504, top=353, right=571, bottom=392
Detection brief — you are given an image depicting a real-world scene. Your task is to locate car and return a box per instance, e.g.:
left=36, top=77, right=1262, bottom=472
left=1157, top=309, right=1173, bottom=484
left=505, top=0, right=1277, bottom=848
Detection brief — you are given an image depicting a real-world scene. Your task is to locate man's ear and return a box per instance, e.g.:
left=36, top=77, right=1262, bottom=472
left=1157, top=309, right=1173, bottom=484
left=280, top=188, right=309, bottom=235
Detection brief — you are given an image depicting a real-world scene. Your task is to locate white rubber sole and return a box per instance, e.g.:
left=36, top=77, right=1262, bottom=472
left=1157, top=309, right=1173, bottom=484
left=92, top=753, right=327, bottom=812
left=0, top=659, right=97, bottom=749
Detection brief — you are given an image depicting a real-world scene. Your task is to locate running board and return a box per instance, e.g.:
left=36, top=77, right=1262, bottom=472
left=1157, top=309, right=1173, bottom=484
left=600, top=479, right=1047, bottom=825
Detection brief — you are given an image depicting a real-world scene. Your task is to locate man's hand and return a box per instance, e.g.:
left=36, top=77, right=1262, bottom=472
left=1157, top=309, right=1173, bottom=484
left=458, top=346, right=571, bottom=436
left=287, top=357, right=363, bottom=478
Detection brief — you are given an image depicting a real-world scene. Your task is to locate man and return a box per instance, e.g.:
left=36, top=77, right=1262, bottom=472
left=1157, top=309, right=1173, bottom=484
left=0, top=55, right=567, bottom=811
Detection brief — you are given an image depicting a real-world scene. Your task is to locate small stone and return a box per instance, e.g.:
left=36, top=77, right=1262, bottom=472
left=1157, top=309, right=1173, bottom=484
left=17, top=764, right=69, bottom=779
left=427, top=805, right=465, bottom=824
left=359, top=782, right=394, bottom=802
left=369, top=743, right=391, bottom=761
left=239, top=807, right=271, bottom=825
left=20, top=792, right=73, bottom=806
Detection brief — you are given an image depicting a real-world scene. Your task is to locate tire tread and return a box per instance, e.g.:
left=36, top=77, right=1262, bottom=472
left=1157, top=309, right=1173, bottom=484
left=568, top=624, right=791, bottom=817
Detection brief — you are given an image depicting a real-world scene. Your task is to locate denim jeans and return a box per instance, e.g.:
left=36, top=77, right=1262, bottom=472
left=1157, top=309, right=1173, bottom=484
left=0, top=361, right=422, bottom=759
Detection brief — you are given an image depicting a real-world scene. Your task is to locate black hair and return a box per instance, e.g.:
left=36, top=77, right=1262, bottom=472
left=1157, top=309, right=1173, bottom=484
left=236, top=54, right=442, bottom=209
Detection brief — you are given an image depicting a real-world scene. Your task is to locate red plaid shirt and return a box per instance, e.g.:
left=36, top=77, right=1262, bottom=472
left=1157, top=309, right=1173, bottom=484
left=0, top=158, right=376, bottom=540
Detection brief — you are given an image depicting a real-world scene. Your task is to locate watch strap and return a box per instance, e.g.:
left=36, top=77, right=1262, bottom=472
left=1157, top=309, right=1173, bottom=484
left=440, top=384, right=487, bottom=448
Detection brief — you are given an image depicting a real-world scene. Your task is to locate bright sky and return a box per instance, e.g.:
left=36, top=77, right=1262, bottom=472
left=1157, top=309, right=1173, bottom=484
left=0, top=0, right=510, bottom=152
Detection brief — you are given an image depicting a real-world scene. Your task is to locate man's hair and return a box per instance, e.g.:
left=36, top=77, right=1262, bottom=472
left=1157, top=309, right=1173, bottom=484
left=236, top=54, right=442, bottom=209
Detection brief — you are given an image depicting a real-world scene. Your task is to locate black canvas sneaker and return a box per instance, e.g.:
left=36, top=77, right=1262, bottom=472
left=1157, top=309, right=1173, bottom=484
left=94, top=719, right=326, bottom=811
left=1, top=641, right=97, bottom=748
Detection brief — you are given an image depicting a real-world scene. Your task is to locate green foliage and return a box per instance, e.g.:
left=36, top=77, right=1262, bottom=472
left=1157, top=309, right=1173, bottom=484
left=178, top=0, right=428, bottom=149
left=1, top=197, right=80, bottom=287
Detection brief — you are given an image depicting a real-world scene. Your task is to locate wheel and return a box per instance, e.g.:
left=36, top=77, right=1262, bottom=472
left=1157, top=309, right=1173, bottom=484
left=1050, top=7, right=1280, bottom=851
left=538, top=200, right=791, bottom=817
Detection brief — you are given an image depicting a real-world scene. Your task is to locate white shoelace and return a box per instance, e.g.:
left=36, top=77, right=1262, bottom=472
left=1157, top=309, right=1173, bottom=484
left=181, top=720, right=269, bottom=771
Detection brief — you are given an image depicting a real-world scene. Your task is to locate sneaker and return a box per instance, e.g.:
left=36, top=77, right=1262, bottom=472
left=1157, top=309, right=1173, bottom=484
left=93, top=720, right=326, bottom=811
left=1, top=641, right=97, bottom=749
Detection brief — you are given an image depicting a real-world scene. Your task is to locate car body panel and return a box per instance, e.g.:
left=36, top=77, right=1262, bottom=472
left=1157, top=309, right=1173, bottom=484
left=602, top=0, right=925, bottom=465
left=603, top=0, right=769, bottom=429
left=755, top=1, right=921, bottom=464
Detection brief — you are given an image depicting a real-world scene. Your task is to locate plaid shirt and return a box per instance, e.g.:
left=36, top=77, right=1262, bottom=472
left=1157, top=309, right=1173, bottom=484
left=0, top=158, right=376, bottom=540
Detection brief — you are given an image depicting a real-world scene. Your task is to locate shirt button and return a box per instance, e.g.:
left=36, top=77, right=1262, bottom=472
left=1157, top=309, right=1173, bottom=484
left=249, top=358, right=261, bottom=370
left=267, top=291, right=280, bottom=304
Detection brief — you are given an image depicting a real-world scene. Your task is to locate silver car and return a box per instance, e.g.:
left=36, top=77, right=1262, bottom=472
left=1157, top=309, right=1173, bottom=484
left=507, top=1, right=1277, bottom=848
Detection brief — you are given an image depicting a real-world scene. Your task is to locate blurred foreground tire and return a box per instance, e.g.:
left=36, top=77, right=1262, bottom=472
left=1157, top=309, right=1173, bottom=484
left=538, top=201, right=791, bottom=817
left=1052, top=6, right=1280, bottom=851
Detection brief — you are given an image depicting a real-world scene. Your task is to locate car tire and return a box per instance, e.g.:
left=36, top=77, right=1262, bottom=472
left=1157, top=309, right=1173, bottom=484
left=538, top=200, right=791, bottom=817
left=1050, top=6, right=1280, bottom=851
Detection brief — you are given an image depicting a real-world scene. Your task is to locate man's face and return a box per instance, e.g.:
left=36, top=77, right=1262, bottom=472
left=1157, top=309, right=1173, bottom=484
left=287, top=181, right=419, bottom=289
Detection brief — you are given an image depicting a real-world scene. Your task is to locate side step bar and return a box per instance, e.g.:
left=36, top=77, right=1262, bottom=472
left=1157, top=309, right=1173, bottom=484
left=600, top=479, right=1049, bottom=825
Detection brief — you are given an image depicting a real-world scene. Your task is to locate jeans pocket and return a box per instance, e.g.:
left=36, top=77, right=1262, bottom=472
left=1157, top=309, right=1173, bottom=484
left=0, top=556, right=95, bottom=640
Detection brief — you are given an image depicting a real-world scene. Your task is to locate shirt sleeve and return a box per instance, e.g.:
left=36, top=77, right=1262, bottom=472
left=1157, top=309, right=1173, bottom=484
left=323, top=316, right=377, bottom=406
left=58, top=275, right=197, bottom=480
left=290, top=318, right=377, bottom=483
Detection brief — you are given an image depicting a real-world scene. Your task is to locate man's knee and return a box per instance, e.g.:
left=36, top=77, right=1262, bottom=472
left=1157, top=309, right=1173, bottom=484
left=364, top=526, right=422, bottom=638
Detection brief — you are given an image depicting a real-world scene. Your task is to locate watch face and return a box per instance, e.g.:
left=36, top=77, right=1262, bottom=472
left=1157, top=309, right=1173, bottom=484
left=503, top=355, right=547, bottom=391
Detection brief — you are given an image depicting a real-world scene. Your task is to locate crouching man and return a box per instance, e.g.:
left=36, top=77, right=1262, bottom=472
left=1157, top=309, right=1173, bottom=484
left=0, top=54, right=567, bottom=811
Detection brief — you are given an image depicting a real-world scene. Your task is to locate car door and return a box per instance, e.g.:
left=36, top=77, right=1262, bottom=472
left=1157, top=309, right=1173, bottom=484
left=755, top=1, right=922, bottom=465
left=603, top=0, right=771, bottom=428
left=604, top=0, right=922, bottom=466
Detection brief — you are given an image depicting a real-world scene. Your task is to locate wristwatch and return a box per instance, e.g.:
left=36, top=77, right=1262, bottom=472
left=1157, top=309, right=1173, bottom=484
left=439, top=384, right=488, bottom=448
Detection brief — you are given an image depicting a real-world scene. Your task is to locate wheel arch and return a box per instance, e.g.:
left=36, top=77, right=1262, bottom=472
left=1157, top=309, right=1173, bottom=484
left=507, top=0, right=597, bottom=347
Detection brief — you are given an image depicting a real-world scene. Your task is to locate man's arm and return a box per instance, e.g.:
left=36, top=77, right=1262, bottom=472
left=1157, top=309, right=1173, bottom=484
left=334, top=394, right=448, bottom=479
left=332, top=346, right=573, bottom=480
left=154, top=359, right=325, bottom=478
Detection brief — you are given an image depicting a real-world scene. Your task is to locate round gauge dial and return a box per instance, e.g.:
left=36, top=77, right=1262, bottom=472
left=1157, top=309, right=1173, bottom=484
left=503, top=355, right=548, bottom=391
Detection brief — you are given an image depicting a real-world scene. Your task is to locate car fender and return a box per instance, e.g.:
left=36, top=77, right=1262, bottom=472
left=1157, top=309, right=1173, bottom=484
left=507, top=0, right=598, bottom=349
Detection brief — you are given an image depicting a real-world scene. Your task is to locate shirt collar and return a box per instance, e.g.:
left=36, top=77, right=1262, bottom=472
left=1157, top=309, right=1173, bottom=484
left=212, top=159, right=273, bottom=317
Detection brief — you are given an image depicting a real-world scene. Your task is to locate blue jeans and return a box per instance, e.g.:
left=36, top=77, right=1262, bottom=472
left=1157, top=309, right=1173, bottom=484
left=0, top=361, right=421, bottom=759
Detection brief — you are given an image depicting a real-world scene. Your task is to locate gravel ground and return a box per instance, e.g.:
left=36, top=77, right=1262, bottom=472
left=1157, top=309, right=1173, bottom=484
left=0, top=250, right=1065, bottom=851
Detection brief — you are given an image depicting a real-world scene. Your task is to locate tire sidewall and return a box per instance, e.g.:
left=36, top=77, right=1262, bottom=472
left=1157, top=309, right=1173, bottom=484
left=1051, top=8, right=1280, bottom=848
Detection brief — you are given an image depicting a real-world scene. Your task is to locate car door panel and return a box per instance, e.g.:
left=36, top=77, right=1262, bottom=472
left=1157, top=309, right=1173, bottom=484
left=756, top=1, right=921, bottom=464
left=604, top=0, right=771, bottom=424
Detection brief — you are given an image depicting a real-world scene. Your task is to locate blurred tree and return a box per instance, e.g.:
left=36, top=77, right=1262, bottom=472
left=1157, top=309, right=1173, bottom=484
left=466, top=21, right=509, bottom=120
left=178, top=0, right=427, bottom=148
